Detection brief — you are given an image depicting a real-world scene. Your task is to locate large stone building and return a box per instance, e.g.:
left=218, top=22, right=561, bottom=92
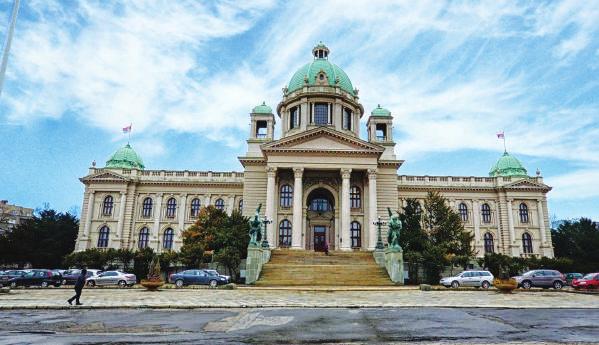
left=0, top=200, right=34, bottom=235
left=74, top=44, right=554, bottom=258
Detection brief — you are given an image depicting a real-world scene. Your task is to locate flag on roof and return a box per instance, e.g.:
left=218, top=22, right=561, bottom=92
left=496, top=131, right=504, bottom=139
left=122, top=124, right=132, bottom=133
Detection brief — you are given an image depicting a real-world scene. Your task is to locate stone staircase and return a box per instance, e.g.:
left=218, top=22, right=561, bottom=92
left=254, top=250, right=393, bottom=286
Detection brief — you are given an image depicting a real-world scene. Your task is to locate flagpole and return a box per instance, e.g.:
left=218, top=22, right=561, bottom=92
left=503, top=130, right=507, bottom=153
left=0, top=0, right=20, bottom=98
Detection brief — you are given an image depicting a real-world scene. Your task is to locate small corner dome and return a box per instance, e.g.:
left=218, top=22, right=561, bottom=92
left=489, top=151, right=528, bottom=177
left=371, top=104, right=391, bottom=116
left=105, top=143, right=145, bottom=170
left=252, top=101, right=272, bottom=114
left=287, top=43, right=355, bottom=95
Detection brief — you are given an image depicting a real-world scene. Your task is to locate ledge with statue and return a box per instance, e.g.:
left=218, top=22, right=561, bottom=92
left=245, top=204, right=272, bottom=285
left=372, top=208, right=404, bottom=285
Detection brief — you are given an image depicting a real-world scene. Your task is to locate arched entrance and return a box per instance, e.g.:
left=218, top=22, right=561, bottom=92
left=305, top=187, right=336, bottom=251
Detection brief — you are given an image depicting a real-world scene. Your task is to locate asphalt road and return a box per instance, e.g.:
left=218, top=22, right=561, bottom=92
left=1, top=308, right=598, bottom=344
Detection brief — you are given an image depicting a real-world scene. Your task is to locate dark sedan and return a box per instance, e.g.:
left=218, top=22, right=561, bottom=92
left=0, top=270, right=27, bottom=287
left=169, top=269, right=229, bottom=288
left=8, top=269, right=62, bottom=288
left=61, top=269, right=103, bottom=285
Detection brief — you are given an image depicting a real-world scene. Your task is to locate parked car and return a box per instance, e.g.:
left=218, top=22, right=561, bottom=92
left=440, top=270, right=494, bottom=289
left=564, top=273, right=584, bottom=285
left=7, top=269, right=62, bottom=288
left=169, top=269, right=230, bottom=288
left=572, top=273, right=599, bottom=290
left=513, top=270, right=566, bottom=289
left=86, top=271, right=136, bottom=287
left=61, top=269, right=103, bottom=285
left=0, top=270, right=27, bottom=287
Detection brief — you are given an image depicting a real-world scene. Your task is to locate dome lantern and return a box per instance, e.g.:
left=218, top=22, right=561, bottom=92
left=312, top=41, right=329, bottom=59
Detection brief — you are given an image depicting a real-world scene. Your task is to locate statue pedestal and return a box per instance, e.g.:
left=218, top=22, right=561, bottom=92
left=384, top=248, right=404, bottom=285
left=373, top=249, right=385, bottom=268
left=245, top=246, right=270, bottom=285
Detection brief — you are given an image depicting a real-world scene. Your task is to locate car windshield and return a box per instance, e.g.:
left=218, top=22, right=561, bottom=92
left=583, top=274, right=595, bottom=280
left=523, top=271, right=535, bottom=276
left=205, top=270, right=218, bottom=276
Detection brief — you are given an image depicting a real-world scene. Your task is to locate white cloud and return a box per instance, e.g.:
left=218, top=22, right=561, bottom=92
left=546, top=168, right=599, bottom=199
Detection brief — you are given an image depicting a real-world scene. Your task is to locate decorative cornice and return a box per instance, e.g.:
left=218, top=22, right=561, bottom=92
left=238, top=156, right=266, bottom=167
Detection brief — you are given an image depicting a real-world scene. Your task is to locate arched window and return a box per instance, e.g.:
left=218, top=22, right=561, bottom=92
left=190, top=198, right=201, bottom=218
left=280, top=185, right=293, bottom=208
left=481, top=203, right=491, bottom=223
left=310, top=198, right=331, bottom=212
left=138, top=227, right=149, bottom=249
left=350, top=186, right=361, bottom=209
left=166, top=198, right=177, bottom=218
left=484, top=232, right=494, bottom=254
left=279, top=220, right=292, bottom=247
left=522, top=233, right=533, bottom=254
left=458, top=203, right=468, bottom=222
left=97, top=226, right=109, bottom=248
left=102, top=196, right=114, bottom=216
left=163, top=228, right=174, bottom=250
left=350, top=221, right=361, bottom=248
left=215, top=198, right=225, bottom=211
left=238, top=199, right=243, bottom=211
left=142, top=197, right=153, bottom=218
left=519, top=203, right=529, bottom=223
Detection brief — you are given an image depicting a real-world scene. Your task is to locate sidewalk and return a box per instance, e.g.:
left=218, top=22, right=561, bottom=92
left=1, top=288, right=598, bottom=310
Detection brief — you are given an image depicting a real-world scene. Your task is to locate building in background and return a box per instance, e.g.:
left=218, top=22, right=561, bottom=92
left=74, top=43, right=554, bottom=258
left=0, top=200, right=33, bottom=235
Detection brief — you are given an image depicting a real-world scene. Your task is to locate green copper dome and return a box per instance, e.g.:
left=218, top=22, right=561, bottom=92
left=371, top=104, right=391, bottom=116
left=489, top=151, right=527, bottom=177
left=287, top=43, right=355, bottom=95
left=252, top=101, right=272, bottom=114
left=105, top=143, right=145, bottom=170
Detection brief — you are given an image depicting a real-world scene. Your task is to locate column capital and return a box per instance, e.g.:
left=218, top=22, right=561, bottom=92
left=367, top=168, right=377, bottom=179
left=89, top=190, right=96, bottom=195
left=266, top=166, right=277, bottom=177
left=293, top=167, right=304, bottom=177
left=506, top=198, right=514, bottom=203
left=341, top=168, right=352, bottom=179
left=120, top=191, right=127, bottom=196
left=156, top=193, right=164, bottom=198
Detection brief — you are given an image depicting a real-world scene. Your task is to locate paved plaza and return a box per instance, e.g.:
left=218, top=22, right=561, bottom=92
left=1, top=287, right=598, bottom=309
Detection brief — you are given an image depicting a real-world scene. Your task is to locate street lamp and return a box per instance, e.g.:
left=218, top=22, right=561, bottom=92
left=261, top=216, right=272, bottom=248
left=373, top=216, right=386, bottom=250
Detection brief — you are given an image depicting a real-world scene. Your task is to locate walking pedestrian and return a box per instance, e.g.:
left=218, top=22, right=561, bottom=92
left=67, top=268, right=87, bottom=306
left=324, top=240, right=329, bottom=255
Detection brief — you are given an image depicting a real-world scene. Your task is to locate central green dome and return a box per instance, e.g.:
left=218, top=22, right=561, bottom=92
left=287, top=43, right=355, bottom=96
left=106, top=143, right=145, bottom=170
left=489, top=151, right=527, bottom=177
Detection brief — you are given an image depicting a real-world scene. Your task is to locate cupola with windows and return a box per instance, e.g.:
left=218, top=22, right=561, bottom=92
left=277, top=43, right=364, bottom=138
left=245, top=101, right=276, bottom=157
left=367, top=104, right=396, bottom=160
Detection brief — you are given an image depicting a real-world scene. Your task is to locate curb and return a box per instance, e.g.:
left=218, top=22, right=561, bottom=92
left=2, top=305, right=599, bottom=310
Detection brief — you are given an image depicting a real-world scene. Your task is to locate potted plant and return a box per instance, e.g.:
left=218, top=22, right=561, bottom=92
left=140, top=256, right=165, bottom=291
left=479, top=253, right=518, bottom=293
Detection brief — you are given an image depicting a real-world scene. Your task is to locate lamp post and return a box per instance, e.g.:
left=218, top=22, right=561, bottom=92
left=373, top=216, right=386, bottom=250
left=261, top=216, right=272, bottom=248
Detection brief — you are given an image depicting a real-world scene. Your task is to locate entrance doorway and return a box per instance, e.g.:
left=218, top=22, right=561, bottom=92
left=313, top=226, right=327, bottom=251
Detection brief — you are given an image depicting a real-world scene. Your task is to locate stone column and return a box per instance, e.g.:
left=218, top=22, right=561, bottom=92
left=153, top=193, right=163, bottom=240
left=292, top=167, right=304, bottom=249
left=368, top=169, right=378, bottom=250
left=265, top=167, right=277, bottom=248
left=506, top=198, right=515, bottom=245
left=340, top=168, right=352, bottom=250
left=178, top=194, right=187, bottom=233
left=472, top=200, right=481, bottom=247
left=227, top=195, right=235, bottom=215
left=116, top=191, right=127, bottom=241
left=537, top=199, right=547, bottom=244
left=83, top=191, right=96, bottom=237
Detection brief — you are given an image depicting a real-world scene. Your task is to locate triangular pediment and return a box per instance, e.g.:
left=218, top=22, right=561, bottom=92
left=80, top=170, right=129, bottom=183
left=261, top=127, right=384, bottom=155
left=503, top=179, right=551, bottom=191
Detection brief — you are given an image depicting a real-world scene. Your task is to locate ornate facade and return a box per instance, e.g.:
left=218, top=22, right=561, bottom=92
left=75, top=44, right=554, bottom=258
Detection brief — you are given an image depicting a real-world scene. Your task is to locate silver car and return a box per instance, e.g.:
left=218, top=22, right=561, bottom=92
left=86, top=271, right=136, bottom=287
left=440, top=270, right=494, bottom=288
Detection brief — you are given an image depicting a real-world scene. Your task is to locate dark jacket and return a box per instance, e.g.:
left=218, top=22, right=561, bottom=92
left=75, top=274, right=86, bottom=290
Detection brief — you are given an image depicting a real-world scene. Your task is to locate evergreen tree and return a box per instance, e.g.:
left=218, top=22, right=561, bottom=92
left=551, top=218, right=599, bottom=272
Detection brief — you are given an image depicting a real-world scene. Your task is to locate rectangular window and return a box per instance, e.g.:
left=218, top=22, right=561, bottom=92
left=256, top=120, right=267, bottom=138
left=343, top=108, right=352, bottom=130
left=290, top=106, right=299, bottom=129
left=375, top=124, right=387, bottom=141
left=314, top=103, right=329, bottom=125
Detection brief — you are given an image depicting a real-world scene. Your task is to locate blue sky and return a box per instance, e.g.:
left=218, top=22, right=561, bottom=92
left=0, top=1, right=598, bottom=221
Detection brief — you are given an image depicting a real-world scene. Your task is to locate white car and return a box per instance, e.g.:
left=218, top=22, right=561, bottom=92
left=440, top=270, right=494, bottom=289
left=86, top=271, right=136, bottom=287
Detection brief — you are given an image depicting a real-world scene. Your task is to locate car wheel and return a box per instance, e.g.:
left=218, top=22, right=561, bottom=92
left=553, top=281, right=563, bottom=290
left=175, top=280, right=184, bottom=288
left=41, top=281, right=49, bottom=288
left=451, top=281, right=460, bottom=289
left=522, top=280, right=532, bottom=289
left=87, top=280, right=96, bottom=287
left=118, top=280, right=127, bottom=288
left=62, top=279, right=67, bottom=285
left=209, top=280, right=218, bottom=288
left=481, top=281, right=490, bottom=289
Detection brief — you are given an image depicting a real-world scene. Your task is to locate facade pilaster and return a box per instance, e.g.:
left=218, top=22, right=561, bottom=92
left=506, top=198, right=519, bottom=256
left=265, top=167, right=277, bottom=248
left=115, top=191, right=127, bottom=243
left=227, top=195, right=235, bottom=215
left=204, top=194, right=211, bottom=208
left=367, top=169, right=378, bottom=250
left=472, top=199, right=482, bottom=255
left=537, top=198, right=546, bottom=245
left=292, top=167, right=304, bottom=249
left=340, top=168, right=352, bottom=250
left=152, top=193, right=163, bottom=242
left=178, top=194, right=187, bottom=233
left=84, top=190, right=96, bottom=238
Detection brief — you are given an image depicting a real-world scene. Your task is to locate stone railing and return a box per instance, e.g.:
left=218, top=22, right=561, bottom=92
left=398, top=175, right=544, bottom=188
left=90, top=168, right=244, bottom=183
left=245, top=246, right=271, bottom=285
